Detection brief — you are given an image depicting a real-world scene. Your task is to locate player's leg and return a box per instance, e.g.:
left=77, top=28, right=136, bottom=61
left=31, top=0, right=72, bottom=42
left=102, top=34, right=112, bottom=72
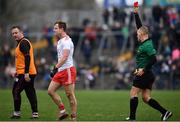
left=48, top=81, right=68, bottom=120
left=11, top=75, right=25, bottom=119
left=127, top=86, right=141, bottom=120
left=64, top=83, right=77, bottom=120
left=142, top=89, right=172, bottom=121
left=48, top=81, right=61, bottom=105
left=24, top=75, right=38, bottom=118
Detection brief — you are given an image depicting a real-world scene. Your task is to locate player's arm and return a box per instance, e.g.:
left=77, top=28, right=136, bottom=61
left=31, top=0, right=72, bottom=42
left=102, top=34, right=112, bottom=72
left=134, top=2, right=142, bottom=29
left=55, top=49, right=70, bottom=68
left=19, top=39, right=31, bottom=81
left=20, top=39, right=30, bottom=73
left=50, top=41, right=70, bottom=78
left=50, top=49, right=69, bottom=78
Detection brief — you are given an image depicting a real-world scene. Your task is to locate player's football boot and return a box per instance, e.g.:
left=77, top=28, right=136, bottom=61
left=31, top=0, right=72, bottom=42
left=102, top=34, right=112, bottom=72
left=71, top=113, right=77, bottom=121
left=10, top=111, right=21, bottom=119
left=58, top=112, right=69, bottom=121
left=126, top=117, right=135, bottom=121
left=31, top=112, right=39, bottom=119
left=10, top=115, right=21, bottom=119
left=161, top=111, right=172, bottom=121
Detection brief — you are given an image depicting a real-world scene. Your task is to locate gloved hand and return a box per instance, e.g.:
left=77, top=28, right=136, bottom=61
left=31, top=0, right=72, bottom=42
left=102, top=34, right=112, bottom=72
left=134, top=1, right=139, bottom=13
left=50, top=66, right=58, bottom=78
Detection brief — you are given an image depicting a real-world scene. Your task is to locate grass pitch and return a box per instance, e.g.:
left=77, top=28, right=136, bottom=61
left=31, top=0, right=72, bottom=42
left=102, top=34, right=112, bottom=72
left=0, top=89, right=180, bottom=121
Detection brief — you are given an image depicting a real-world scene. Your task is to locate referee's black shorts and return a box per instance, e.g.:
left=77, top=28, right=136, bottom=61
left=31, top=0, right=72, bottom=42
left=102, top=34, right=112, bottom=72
left=133, top=70, right=155, bottom=90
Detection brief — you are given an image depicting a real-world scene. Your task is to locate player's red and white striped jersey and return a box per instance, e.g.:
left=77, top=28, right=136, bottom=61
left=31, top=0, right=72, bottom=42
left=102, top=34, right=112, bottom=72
left=57, top=36, right=74, bottom=71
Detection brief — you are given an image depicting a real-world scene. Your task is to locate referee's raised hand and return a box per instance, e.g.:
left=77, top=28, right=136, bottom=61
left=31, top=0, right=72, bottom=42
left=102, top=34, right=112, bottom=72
left=134, top=1, right=139, bottom=13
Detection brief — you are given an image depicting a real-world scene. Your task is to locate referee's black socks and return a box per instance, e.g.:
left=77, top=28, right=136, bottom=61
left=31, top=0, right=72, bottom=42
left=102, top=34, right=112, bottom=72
left=130, top=97, right=138, bottom=120
left=148, top=98, right=167, bottom=114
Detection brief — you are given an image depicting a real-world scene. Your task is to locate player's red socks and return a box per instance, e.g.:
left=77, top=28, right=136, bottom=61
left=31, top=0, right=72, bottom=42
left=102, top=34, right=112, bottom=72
left=59, top=103, right=66, bottom=114
left=59, top=103, right=65, bottom=110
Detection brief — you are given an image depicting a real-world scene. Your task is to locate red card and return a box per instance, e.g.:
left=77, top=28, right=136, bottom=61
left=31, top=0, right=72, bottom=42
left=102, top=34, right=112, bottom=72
left=134, top=1, right=138, bottom=7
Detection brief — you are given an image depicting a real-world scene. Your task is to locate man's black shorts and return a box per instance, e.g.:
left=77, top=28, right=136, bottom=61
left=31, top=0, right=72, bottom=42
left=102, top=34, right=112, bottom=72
left=133, top=70, right=155, bottom=90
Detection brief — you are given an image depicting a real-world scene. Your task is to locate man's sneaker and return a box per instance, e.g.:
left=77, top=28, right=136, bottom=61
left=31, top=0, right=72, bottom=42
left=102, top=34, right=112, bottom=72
left=10, top=111, right=21, bottom=119
left=31, top=112, right=39, bottom=119
left=161, top=111, right=172, bottom=121
left=58, top=112, right=69, bottom=121
left=126, top=117, right=135, bottom=121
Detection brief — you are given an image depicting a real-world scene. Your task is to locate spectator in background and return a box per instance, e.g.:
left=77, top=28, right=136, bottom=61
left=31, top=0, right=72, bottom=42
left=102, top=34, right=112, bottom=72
left=171, top=60, right=180, bottom=89
left=112, top=6, right=119, bottom=24
left=0, top=44, right=12, bottom=88
left=81, top=38, right=92, bottom=64
left=158, top=33, right=171, bottom=58
left=103, top=8, right=110, bottom=25
left=152, top=5, right=162, bottom=25
left=167, top=6, right=177, bottom=28
left=161, top=6, right=169, bottom=28
left=1, top=44, right=12, bottom=66
left=119, top=9, right=127, bottom=26
left=171, top=46, right=180, bottom=89
left=172, top=46, right=180, bottom=61
left=82, top=18, right=90, bottom=27
left=84, top=21, right=98, bottom=48
left=43, top=24, right=53, bottom=47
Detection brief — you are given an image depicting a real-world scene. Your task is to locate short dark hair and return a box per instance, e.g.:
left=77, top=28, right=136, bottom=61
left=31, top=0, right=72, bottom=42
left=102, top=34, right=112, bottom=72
left=54, top=21, right=67, bottom=31
left=11, top=25, right=23, bottom=31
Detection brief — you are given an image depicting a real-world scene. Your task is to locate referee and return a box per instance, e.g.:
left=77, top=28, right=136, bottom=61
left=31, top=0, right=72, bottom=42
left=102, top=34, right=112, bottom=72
left=10, top=26, right=38, bottom=119
left=126, top=3, right=172, bottom=121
